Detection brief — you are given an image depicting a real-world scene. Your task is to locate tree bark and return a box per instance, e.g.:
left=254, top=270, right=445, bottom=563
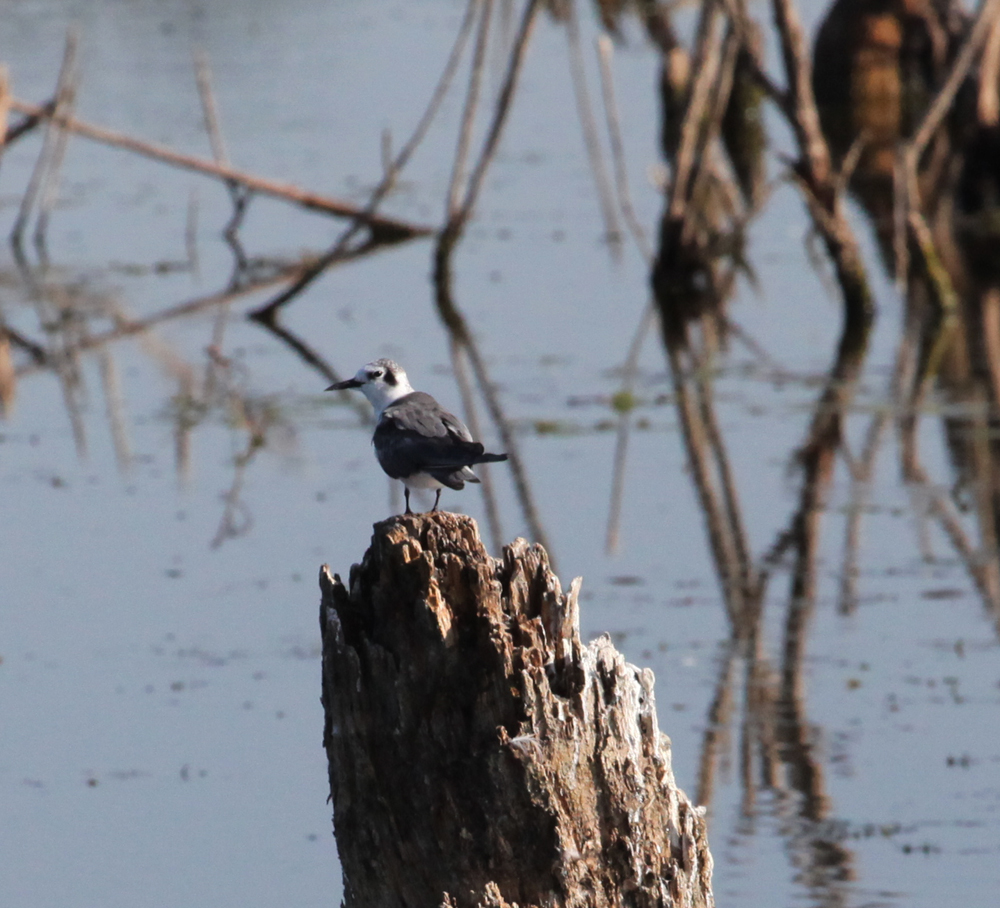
left=320, top=512, right=715, bottom=908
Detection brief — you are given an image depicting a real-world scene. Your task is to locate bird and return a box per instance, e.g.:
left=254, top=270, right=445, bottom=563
left=327, top=358, right=508, bottom=514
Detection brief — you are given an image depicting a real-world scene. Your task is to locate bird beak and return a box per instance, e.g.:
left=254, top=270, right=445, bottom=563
left=326, top=378, right=363, bottom=391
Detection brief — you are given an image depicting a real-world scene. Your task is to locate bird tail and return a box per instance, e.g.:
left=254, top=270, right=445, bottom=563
left=428, top=452, right=507, bottom=489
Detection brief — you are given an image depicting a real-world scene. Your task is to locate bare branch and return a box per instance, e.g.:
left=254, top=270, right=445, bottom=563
left=8, top=96, right=433, bottom=239
left=910, top=0, right=1000, bottom=161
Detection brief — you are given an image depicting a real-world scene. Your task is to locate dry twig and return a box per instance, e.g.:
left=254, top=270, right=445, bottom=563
left=564, top=0, right=621, bottom=248
left=8, top=96, right=432, bottom=240
left=248, top=0, right=480, bottom=327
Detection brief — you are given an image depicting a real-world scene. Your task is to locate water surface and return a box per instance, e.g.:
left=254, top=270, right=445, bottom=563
left=1, top=2, right=998, bottom=907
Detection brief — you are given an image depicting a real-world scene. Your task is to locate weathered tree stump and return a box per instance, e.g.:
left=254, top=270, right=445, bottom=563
left=320, top=512, right=714, bottom=908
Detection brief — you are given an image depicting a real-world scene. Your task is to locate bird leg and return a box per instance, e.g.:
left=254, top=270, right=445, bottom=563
left=404, top=487, right=413, bottom=515
left=431, top=489, right=441, bottom=512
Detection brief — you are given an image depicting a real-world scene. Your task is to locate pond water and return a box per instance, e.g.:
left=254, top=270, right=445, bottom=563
left=2, top=2, right=998, bottom=907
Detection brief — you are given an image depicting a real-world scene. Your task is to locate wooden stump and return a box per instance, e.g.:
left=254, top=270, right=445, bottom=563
left=320, top=512, right=714, bottom=908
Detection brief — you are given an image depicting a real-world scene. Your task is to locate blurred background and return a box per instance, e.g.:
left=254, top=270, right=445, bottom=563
left=2, top=1, right=999, bottom=906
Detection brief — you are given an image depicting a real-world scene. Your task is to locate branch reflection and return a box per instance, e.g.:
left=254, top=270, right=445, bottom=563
left=640, top=0, right=1000, bottom=902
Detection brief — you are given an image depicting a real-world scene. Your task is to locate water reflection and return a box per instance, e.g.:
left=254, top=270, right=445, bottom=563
left=635, top=0, right=1000, bottom=904
left=639, top=1, right=872, bottom=897
left=3, top=1, right=1000, bottom=906
left=815, top=0, right=1000, bottom=627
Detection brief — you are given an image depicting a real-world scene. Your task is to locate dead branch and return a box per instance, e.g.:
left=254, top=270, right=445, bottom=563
left=769, top=0, right=874, bottom=325
left=248, top=0, right=479, bottom=325
left=564, top=0, right=621, bottom=247
left=596, top=34, right=652, bottom=260
left=194, top=49, right=250, bottom=272
left=911, top=0, right=1000, bottom=162
left=770, top=0, right=831, bottom=184
left=7, top=96, right=433, bottom=240
left=979, top=12, right=1000, bottom=125
left=897, top=0, right=1000, bottom=313
left=444, top=0, right=541, bottom=235
left=446, top=0, right=493, bottom=217
left=0, top=66, right=10, bottom=156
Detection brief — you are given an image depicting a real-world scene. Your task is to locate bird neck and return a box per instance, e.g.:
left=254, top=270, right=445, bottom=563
left=365, top=379, right=414, bottom=418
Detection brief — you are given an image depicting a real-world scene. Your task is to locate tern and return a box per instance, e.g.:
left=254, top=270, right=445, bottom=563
left=327, top=358, right=508, bottom=514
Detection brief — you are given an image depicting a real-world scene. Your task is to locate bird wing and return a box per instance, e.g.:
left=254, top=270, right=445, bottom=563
left=374, top=392, right=486, bottom=482
left=389, top=392, right=474, bottom=442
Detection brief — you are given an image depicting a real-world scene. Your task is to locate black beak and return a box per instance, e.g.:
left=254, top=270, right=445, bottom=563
left=326, top=378, right=363, bottom=391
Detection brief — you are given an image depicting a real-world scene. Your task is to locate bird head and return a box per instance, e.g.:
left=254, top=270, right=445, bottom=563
left=326, top=358, right=414, bottom=415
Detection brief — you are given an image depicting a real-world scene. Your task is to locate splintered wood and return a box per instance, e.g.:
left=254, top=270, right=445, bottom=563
left=320, top=512, right=714, bottom=908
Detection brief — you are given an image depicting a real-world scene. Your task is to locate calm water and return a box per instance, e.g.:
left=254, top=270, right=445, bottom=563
left=2, top=2, right=998, bottom=907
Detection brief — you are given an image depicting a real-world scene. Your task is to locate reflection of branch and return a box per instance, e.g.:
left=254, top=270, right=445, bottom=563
left=1, top=322, right=47, bottom=364
left=696, top=638, right=739, bottom=808
left=735, top=276, right=869, bottom=904
left=840, top=306, right=922, bottom=612
left=605, top=303, right=655, bottom=554
left=434, top=262, right=549, bottom=551
left=11, top=30, right=78, bottom=254
left=450, top=338, right=504, bottom=551
left=14, top=258, right=311, bottom=379
left=252, top=315, right=343, bottom=389
left=744, top=650, right=781, bottom=809
left=32, top=29, right=80, bottom=257
left=774, top=623, right=854, bottom=899
left=668, top=334, right=758, bottom=631
left=2, top=101, right=54, bottom=149
left=8, top=253, right=372, bottom=429
left=761, top=300, right=872, bottom=609
left=434, top=0, right=551, bottom=552
left=598, top=33, right=656, bottom=554
left=36, top=286, right=89, bottom=458
left=650, top=0, right=758, bottom=624
left=211, top=409, right=268, bottom=549
left=150, top=345, right=293, bottom=550
left=98, top=346, right=132, bottom=472
left=900, top=369, right=1000, bottom=620
left=905, top=455, right=1000, bottom=614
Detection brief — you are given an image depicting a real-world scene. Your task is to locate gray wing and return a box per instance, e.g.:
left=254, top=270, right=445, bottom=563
left=387, top=392, right=474, bottom=442
left=374, top=392, right=486, bottom=487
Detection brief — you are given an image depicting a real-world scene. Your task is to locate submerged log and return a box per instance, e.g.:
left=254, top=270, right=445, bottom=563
left=320, top=512, right=714, bottom=908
